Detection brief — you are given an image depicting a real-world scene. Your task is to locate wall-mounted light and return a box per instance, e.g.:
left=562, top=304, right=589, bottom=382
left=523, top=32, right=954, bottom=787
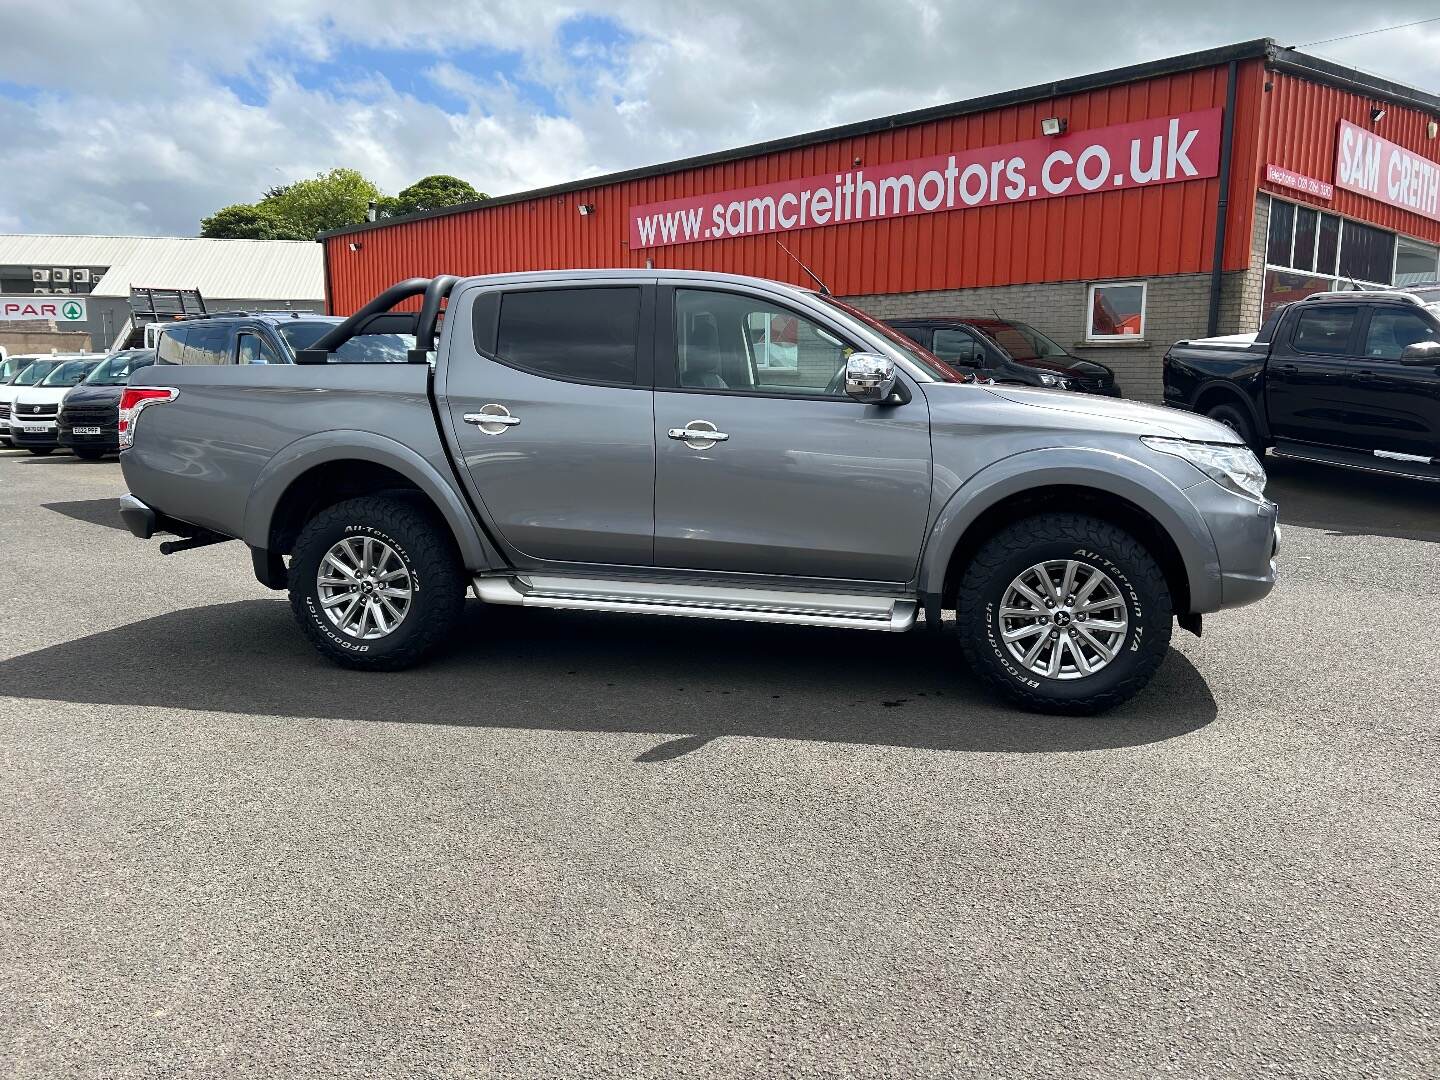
left=578, top=203, right=595, bottom=216
left=852, top=156, right=863, bottom=167
left=1370, top=107, right=1386, bottom=122
left=348, top=241, right=362, bottom=252
left=1429, top=120, right=1438, bottom=140
left=1040, top=117, right=1067, bottom=137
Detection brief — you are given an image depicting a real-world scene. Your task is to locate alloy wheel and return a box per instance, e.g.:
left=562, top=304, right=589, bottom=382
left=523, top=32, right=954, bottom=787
left=316, top=536, right=414, bottom=640
left=997, top=559, right=1130, bottom=680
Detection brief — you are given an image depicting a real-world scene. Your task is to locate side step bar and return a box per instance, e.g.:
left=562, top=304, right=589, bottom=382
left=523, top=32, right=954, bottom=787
left=473, top=575, right=917, bottom=632
left=1271, top=440, right=1440, bottom=482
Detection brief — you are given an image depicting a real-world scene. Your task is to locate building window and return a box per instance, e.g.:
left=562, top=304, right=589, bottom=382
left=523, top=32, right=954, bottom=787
left=1085, top=282, right=1146, bottom=340
left=1394, top=236, right=1440, bottom=286
left=1262, top=197, right=1415, bottom=317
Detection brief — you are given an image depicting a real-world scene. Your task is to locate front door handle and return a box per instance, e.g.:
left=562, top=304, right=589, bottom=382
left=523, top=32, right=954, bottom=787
left=1276, top=363, right=1299, bottom=375
left=1352, top=370, right=1379, bottom=382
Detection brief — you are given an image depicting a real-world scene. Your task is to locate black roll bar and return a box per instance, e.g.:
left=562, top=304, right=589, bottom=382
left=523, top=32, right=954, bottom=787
left=294, top=276, right=460, bottom=364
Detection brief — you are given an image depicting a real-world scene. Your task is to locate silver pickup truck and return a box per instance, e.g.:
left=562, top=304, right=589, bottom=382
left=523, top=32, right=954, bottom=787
left=118, top=270, right=1279, bottom=713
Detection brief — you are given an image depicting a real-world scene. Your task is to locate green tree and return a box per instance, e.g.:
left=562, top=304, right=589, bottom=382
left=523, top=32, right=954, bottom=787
left=199, top=203, right=306, bottom=240
left=262, top=168, right=381, bottom=236
left=387, top=175, right=487, bottom=217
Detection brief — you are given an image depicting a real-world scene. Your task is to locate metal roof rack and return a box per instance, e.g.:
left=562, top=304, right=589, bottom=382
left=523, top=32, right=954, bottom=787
left=1299, top=290, right=1422, bottom=306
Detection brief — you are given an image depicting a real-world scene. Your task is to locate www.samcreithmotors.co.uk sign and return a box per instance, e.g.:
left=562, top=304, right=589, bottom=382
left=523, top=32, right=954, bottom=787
left=630, top=108, right=1222, bottom=249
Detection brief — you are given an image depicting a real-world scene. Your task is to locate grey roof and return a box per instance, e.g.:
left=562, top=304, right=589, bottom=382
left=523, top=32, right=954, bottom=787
left=0, top=234, right=323, bottom=301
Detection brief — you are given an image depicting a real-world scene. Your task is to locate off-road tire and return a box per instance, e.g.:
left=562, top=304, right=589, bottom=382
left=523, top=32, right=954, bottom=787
left=1206, top=403, right=1263, bottom=453
left=288, top=495, right=465, bottom=671
left=957, top=514, right=1173, bottom=714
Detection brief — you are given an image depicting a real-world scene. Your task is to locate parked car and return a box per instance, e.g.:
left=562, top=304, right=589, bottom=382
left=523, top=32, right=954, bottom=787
left=57, top=349, right=157, bottom=459
left=887, top=317, right=1121, bottom=395
left=1164, top=290, right=1439, bottom=480
left=9, top=356, right=104, bottom=455
left=154, top=311, right=414, bottom=366
left=1, top=356, right=66, bottom=446
left=117, top=271, right=1277, bottom=714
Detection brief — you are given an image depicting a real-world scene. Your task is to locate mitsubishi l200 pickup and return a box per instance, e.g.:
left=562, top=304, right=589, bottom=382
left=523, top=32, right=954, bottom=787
left=118, top=271, right=1279, bottom=714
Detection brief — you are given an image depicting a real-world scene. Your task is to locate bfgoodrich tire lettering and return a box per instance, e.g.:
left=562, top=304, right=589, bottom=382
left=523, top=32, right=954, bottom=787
left=288, top=496, right=465, bottom=671
left=957, top=513, right=1173, bottom=714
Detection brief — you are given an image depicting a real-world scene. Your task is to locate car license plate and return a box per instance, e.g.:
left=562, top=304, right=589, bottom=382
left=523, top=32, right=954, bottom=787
left=73, top=426, right=103, bottom=435
left=18, top=423, right=51, bottom=433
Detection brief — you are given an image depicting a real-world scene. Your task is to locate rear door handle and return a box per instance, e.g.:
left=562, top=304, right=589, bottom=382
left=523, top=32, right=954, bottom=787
left=1352, top=370, right=1378, bottom=382
left=1276, top=363, right=1299, bottom=375
left=667, top=421, right=729, bottom=445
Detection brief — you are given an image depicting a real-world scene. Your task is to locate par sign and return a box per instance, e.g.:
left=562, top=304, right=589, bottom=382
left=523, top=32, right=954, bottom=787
left=1, top=296, right=88, bottom=323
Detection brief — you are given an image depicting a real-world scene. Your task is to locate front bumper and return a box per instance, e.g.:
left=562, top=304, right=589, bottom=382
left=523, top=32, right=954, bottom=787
left=1186, top=479, right=1280, bottom=611
left=8, top=419, right=59, bottom=447
left=57, top=425, right=119, bottom=451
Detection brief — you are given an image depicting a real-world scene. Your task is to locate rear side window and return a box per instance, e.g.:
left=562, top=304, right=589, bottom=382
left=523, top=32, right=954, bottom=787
left=156, top=327, right=187, bottom=365
left=183, top=325, right=231, bottom=365
left=496, top=288, right=640, bottom=384
left=1291, top=307, right=1357, bottom=356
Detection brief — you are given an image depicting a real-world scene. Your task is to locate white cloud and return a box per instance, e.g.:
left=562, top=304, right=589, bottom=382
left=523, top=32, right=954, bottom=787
left=0, top=2, right=1436, bottom=235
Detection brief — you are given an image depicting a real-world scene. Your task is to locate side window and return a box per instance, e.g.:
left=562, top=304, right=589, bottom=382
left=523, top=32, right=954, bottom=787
left=1362, top=309, right=1439, bottom=360
left=893, top=325, right=931, bottom=349
left=932, top=328, right=987, bottom=367
left=156, top=327, right=187, bottom=365
left=1291, top=307, right=1358, bottom=356
left=496, top=287, right=640, bottom=384
left=237, top=332, right=282, bottom=365
left=182, top=325, right=230, bottom=365
left=675, top=289, right=854, bottom=396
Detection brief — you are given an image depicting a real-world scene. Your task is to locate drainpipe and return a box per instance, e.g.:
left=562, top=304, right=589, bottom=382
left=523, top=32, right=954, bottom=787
left=1206, top=60, right=1240, bottom=336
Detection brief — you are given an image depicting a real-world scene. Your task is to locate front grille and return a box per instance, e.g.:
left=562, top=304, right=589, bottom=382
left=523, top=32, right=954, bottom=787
left=13, top=403, right=58, bottom=418
left=61, top=405, right=118, bottom=425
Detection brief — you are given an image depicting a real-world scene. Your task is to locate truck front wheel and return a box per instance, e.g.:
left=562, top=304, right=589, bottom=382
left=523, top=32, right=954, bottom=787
left=288, top=496, right=465, bottom=671
left=956, top=514, right=1173, bottom=714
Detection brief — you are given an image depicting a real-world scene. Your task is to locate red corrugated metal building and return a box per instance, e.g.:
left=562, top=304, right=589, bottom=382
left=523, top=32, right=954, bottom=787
left=320, top=39, right=1440, bottom=400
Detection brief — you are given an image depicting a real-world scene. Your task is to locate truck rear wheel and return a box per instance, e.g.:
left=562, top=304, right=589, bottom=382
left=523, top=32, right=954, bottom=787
left=288, top=496, right=465, bottom=671
left=956, top=514, right=1173, bottom=714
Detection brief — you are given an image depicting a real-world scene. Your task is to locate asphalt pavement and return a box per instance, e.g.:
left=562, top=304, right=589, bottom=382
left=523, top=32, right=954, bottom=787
left=1, top=447, right=1437, bottom=1079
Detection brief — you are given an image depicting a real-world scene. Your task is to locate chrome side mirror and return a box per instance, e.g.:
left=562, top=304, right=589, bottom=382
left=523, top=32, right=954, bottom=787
left=843, top=352, right=898, bottom=404
left=1400, top=339, right=1440, bottom=365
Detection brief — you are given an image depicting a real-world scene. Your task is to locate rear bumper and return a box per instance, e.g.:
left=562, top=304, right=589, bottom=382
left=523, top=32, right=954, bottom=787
left=119, top=493, right=158, bottom=539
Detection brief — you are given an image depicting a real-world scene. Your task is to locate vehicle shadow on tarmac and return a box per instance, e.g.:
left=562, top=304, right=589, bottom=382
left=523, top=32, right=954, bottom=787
left=0, top=599, right=1216, bottom=758
left=1265, top=456, right=1440, bottom=543
left=42, top=498, right=129, bottom=531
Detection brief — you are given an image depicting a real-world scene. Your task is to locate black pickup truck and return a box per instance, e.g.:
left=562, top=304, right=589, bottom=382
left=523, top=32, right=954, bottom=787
left=1163, top=290, right=1440, bottom=481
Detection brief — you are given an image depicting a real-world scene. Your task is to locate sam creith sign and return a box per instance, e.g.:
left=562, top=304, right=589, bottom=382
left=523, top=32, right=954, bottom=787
left=630, top=108, right=1222, bottom=249
left=1335, top=120, right=1440, bottom=222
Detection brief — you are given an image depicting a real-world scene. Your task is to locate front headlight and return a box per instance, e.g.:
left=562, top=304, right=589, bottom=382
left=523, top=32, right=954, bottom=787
left=1037, top=373, right=1072, bottom=390
left=1142, top=436, right=1268, bottom=501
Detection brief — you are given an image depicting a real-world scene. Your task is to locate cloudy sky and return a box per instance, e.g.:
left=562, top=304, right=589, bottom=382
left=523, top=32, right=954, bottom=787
left=1, top=2, right=1437, bottom=237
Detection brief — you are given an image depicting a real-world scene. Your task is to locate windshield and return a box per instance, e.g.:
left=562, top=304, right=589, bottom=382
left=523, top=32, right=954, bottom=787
left=278, top=321, right=416, bottom=364
left=2, top=358, right=31, bottom=383
left=84, top=351, right=156, bottom=386
left=815, top=296, right=966, bottom=382
left=979, top=321, right=1070, bottom=362
left=13, top=360, right=60, bottom=386
left=40, top=360, right=100, bottom=387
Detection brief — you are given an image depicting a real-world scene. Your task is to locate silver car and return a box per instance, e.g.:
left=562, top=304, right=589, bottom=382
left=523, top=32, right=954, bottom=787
left=118, top=270, right=1278, bottom=713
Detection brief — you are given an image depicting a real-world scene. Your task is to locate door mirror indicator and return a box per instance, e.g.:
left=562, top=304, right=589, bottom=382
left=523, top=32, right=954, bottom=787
left=1400, top=339, right=1440, bottom=364
left=844, top=352, right=899, bottom=404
